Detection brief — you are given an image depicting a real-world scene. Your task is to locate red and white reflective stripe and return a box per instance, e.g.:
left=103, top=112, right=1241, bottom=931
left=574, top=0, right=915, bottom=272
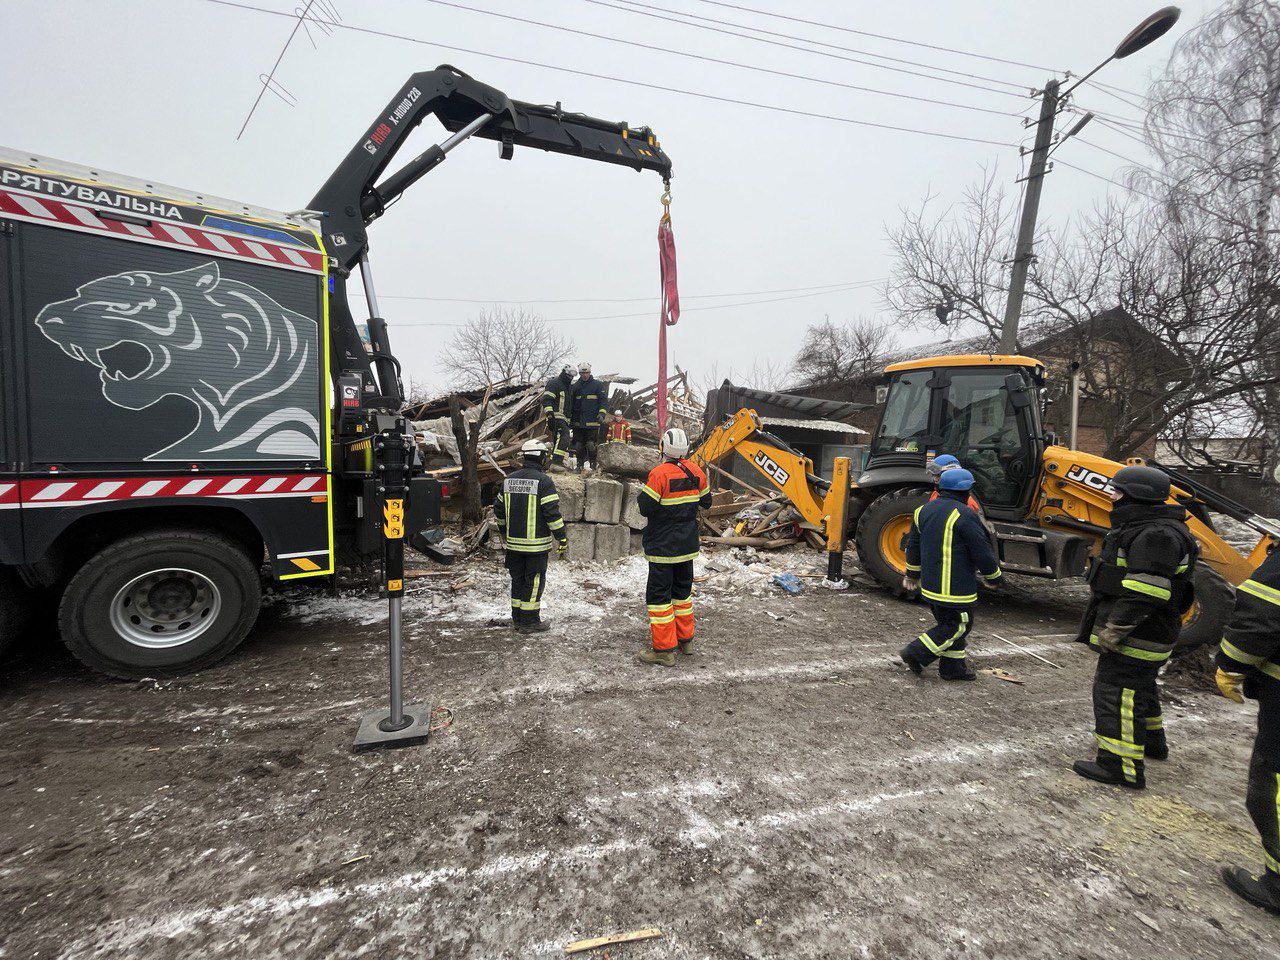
left=0, top=186, right=324, bottom=275
left=9, top=474, right=329, bottom=508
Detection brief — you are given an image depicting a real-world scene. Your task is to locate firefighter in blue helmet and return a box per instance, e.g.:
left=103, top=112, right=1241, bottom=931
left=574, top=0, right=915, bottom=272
left=901, top=468, right=1002, bottom=680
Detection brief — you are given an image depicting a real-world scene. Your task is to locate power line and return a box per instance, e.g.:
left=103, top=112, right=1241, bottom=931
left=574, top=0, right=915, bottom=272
left=237, top=0, right=316, bottom=140
left=580, top=0, right=1031, bottom=100
left=685, top=0, right=1061, bottom=74
left=199, top=0, right=1020, bottom=147
left=382, top=281, right=881, bottom=327
left=1054, top=159, right=1163, bottom=204
left=417, top=0, right=1020, bottom=118
left=381, top=279, right=880, bottom=304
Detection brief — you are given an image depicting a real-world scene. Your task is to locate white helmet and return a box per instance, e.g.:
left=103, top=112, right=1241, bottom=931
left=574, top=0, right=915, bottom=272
left=578, top=360, right=592, bottom=374
left=661, top=427, right=689, bottom=459
left=560, top=363, right=575, bottom=377
left=521, top=439, right=549, bottom=458
left=613, top=409, right=623, bottom=416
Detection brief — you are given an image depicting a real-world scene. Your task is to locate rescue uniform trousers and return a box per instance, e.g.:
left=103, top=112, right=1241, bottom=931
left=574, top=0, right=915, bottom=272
left=572, top=426, right=599, bottom=471
left=646, top=560, right=695, bottom=652
left=506, top=550, right=549, bottom=624
left=1091, top=652, right=1165, bottom=785
left=905, top=603, right=975, bottom=678
left=1247, top=676, right=1280, bottom=882
left=548, top=420, right=572, bottom=465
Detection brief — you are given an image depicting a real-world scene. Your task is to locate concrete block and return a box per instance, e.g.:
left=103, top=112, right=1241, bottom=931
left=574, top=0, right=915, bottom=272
left=598, top=443, right=659, bottom=480
left=621, top=481, right=647, bottom=531
left=562, top=523, right=595, bottom=562
left=552, top=473, right=585, bottom=522
left=630, top=532, right=646, bottom=555
left=594, top=524, right=631, bottom=562
left=583, top=476, right=624, bottom=524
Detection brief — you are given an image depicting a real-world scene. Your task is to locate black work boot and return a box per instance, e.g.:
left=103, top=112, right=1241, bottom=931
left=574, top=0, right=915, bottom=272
left=899, top=645, right=925, bottom=676
left=515, top=618, right=551, bottom=635
left=1222, top=866, right=1280, bottom=916
left=939, top=657, right=977, bottom=682
left=1073, top=756, right=1145, bottom=790
left=1146, top=730, right=1169, bottom=761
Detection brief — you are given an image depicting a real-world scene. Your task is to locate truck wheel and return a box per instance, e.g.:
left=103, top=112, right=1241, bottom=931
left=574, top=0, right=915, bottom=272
left=855, top=488, right=933, bottom=596
left=1175, top=564, right=1234, bottom=654
left=59, top=529, right=262, bottom=679
left=0, top=568, right=34, bottom=657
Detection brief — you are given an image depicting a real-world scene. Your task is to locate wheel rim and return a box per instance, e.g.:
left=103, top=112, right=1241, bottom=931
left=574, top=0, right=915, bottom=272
left=109, top=568, right=222, bottom=649
left=879, top=514, right=914, bottom=575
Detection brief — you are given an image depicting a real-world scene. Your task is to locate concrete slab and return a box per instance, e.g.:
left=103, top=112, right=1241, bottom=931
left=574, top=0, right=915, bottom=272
left=621, top=481, right=647, bottom=531
left=563, top=522, right=595, bottom=562
left=583, top=476, right=624, bottom=524
left=552, top=473, right=585, bottom=522
left=594, top=524, right=631, bottom=562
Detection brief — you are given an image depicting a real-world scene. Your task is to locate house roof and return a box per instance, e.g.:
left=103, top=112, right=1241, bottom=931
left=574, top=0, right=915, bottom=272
left=761, top=416, right=868, bottom=436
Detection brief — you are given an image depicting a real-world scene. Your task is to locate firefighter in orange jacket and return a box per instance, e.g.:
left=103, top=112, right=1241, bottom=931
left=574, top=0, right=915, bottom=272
left=637, top=427, right=711, bottom=666
left=605, top=409, right=632, bottom=445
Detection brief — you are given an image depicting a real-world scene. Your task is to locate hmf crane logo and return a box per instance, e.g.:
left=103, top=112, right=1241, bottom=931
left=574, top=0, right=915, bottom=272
left=752, top=450, right=791, bottom=486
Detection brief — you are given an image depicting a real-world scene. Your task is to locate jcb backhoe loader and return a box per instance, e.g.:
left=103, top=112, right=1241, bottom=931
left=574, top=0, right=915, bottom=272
left=696, top=354, right=1278, bottom=651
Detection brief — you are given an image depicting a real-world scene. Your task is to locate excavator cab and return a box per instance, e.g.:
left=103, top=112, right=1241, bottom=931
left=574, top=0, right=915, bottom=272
left=863, top=355, right=1048, bottom=521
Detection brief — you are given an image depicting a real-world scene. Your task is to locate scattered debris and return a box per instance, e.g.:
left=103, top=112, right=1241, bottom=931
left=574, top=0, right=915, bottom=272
left=772, top=572, right=805, bottom=594
left=565, top=928, right=662, bottom=954
left=990, top=633, right=1062, bottom=669
left=981, top=668, right=1027, bottom=685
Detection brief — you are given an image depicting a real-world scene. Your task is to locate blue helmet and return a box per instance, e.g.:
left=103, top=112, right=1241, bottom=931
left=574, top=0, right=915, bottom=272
left=934, top=454, right=960, bottom=468
left=938, top=467, right=975, bottom=491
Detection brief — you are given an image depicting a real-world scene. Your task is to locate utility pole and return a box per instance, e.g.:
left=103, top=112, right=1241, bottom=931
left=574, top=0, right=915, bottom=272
left=999, top=78, right=1060, bottom=355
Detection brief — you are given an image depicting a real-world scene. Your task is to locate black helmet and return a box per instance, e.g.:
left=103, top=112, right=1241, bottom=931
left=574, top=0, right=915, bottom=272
left=1110, top=465, right=1170, bottom=503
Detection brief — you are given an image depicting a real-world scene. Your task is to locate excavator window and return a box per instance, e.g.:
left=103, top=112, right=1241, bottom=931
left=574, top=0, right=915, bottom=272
left=939, top=370, right=1035, bottom=508
left=872, top=371, right=931, bottom=454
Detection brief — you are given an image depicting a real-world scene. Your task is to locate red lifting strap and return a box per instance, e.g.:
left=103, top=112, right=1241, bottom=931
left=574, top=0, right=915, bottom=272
left=656, top=188, right=680, bottom=434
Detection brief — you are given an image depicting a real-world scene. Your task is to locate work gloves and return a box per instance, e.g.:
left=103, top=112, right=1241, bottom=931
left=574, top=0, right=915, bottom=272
left=901, top=576, right=919, bottom=593
left=1215, top=668, right=1246, bottom=704
left=556, top=538, right=569, bottom=556
left=1093, top=624, right=1125, bottom=654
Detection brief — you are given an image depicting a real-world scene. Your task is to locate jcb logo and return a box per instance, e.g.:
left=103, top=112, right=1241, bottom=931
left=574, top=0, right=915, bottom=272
left=753, top=450, right=791, bottom=486
left=1065, top=465, right=1115, bottom=495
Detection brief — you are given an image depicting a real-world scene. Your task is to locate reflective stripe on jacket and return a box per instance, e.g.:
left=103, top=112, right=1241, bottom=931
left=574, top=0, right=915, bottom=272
left=638, top=458, right=712, bottom=563
left=543, top=373, right=573, bottom=423
left=606, top=420, right=632, bottom=443
left=905, top=494, right=1001, bottom=606
left=1219, top=548, right=1280, bottom=682
left=492, top=466, right=567, bottom=554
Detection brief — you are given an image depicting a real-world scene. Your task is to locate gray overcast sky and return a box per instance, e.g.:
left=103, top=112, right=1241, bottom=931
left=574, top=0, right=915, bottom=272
left=1, top=0, right=1214, bottom=393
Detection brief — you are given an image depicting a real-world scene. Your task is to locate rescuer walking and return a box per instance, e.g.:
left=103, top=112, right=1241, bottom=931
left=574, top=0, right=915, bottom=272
left=1214, top=541, right=1280, bottom=915
left=637, top=427, right=711, bottom=666
left=900, top=467, right=1002, bottom=680
left=542, top=364, right=575, bottom=469
left=1072, top=465, right=1197, bottom=789
left=492, top=440, right=568, bottom=633
left=570, top=361, right=609, bottom=472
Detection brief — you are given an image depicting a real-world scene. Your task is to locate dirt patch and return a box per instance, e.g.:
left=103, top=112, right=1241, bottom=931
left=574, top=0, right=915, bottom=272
left=0, top=551, right=1274, bottom=959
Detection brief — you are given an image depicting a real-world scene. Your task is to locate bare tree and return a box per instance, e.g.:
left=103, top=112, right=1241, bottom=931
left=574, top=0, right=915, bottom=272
left=1134, top=0, right=1280, bottom=473
left=438, top=307, right=575, bottom=389
left=790, top=316, right=898, bottom=387
left=696, top=358, right=788, bottom=397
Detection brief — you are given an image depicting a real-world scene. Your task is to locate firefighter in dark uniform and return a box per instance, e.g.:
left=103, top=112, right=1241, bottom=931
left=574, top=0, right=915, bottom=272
left=492, top=440, right=568, bottom=634
left=1215, top=543, right=1280, bottom=915
left=1072, top=465, right=1197, bottom=789
left=570, top=361, right=609, bottom=472
left=542, top=364, right=575, bottom=469
left=637, top=427, right=711, bottom=666
left=900, top=467, right=1002, bottom=680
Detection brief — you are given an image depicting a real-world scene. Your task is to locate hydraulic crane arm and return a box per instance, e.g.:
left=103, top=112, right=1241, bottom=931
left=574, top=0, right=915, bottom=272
left=309, top=65, right=674, bottom=410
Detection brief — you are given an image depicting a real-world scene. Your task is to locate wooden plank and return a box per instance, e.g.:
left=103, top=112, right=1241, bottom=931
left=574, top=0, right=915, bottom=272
left=565, top=929, right=662, bottom=954
left=705, top=462, right=774, bottom=502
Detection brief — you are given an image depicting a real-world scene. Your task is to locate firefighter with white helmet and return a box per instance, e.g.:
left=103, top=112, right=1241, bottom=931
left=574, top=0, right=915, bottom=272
left=492, top=439, right=568, bottom=633
left=636, top=426, right=711, bottom=665
left=542, top=363, right=576, bottom=469
left=570, top=360, right=609, bottom=472
left=605, top=408, right=632, bottom=445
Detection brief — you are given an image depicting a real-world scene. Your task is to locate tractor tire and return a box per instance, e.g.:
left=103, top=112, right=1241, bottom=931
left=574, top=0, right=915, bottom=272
left=59, top=528, right=262, bottom=679
left=1175, top=563, right=1234, bottom=655
left=0, top=568, right=33, bottom=659
left=855, top=487, right=934, bottom=597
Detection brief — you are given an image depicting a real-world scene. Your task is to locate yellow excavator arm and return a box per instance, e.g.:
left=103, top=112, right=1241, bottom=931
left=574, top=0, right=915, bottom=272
left=692, top=408, right=853, bottom=579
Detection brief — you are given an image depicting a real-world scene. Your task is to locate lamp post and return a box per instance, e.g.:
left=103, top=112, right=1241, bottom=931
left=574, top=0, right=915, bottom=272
left=996, top=6, right=1182, bottom=355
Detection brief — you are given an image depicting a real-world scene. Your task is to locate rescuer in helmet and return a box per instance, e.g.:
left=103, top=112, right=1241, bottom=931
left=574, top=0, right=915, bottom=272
left=492, top=439, right=569, bottom=633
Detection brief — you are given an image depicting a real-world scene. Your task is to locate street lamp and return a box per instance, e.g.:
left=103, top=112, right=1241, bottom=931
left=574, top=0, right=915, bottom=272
left=996, top=6, right=1182, bottom=355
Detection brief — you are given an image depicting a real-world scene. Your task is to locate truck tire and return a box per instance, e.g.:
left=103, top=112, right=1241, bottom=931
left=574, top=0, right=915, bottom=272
left=59, top=529, right=262, bottom=679
left=0, top=568, right=34, bottom=658
left=855, top=487, right=934, bottom=597
left=1175, top=563, right=1234, bottom=655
